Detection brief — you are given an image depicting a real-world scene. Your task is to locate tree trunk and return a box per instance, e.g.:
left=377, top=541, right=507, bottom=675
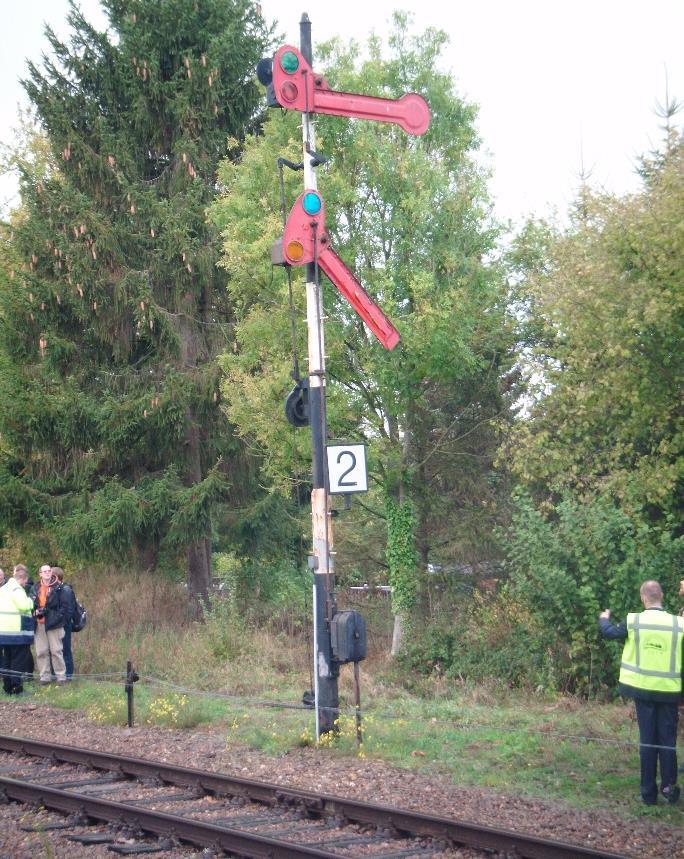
left=178, top=302, right=212, bottom=607
left=390, top=612, right=407, bottom=657
left=385, top=487, right=418, bottom=658
left=184, top=408, right=211, bottom=606
left=385, top=410, right=418, bottom=659
left=141, top=540, right=159, bottom=574
left=187, top=537, right=210, bottom=614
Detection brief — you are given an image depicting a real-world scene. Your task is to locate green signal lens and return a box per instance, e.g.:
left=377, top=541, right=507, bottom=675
left=280, top=51, right=299, bottom=74
left=302, top=193, right=321, bottom=215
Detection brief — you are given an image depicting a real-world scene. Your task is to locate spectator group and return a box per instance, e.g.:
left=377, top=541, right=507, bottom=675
left=0, top=564, right=79, bottom=694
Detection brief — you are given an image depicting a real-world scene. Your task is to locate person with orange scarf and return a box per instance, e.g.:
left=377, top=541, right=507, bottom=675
left=30, top=564, right=69, bottom=685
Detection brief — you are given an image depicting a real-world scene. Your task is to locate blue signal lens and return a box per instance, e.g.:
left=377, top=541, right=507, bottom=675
left=302, top=193, right=321, bottom=215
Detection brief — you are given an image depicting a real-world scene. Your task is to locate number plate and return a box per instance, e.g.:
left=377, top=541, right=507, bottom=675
left=326, top=444, right=368, bottom=494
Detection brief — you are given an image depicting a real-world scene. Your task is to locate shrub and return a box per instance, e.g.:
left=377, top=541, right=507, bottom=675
left=400, top=591, right=561, bottom=691
left=504, top=491, right=684, bottom=693
left=210, top=552, right=310, bottom=632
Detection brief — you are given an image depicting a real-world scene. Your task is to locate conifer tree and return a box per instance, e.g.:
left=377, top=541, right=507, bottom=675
left=0, top=0, right=269, bottom=601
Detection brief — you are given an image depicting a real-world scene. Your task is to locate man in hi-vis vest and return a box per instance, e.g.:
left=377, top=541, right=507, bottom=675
left=600, top=580, right=684, bottom=805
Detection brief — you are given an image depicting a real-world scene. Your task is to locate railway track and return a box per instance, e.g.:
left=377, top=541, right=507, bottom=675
left=0, top=734, right=625, bottom=858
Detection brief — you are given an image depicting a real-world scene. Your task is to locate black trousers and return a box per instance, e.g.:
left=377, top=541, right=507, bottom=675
left=634, top=698, right=679, bottom=802
left=0, top=644, right=33, bottom=694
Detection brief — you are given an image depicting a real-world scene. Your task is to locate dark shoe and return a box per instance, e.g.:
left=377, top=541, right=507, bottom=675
left=642, top=796, right=658, bottom=806
left=663, top=786, right=681, bottom=805
left=39, top=679, right=51, bottom=686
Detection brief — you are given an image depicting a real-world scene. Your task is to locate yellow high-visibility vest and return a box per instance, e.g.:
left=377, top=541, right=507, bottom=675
left=619, top=609, right=684, bottom=695
left=0, top=579, right=34, bottom=641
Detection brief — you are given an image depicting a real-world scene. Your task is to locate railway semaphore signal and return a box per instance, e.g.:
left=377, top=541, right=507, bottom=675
left=258, top=45, right=430, bottom=136
left=259, top=15, right=430, bottom=738
left=273, top=190, right=400, bottom=350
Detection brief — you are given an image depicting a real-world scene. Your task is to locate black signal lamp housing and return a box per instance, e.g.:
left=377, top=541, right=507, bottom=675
left=256, top=57, right=281, bottom=108
left=285, top=378, right=309, bottom=427
left=256, top=57, right=273, bottom=85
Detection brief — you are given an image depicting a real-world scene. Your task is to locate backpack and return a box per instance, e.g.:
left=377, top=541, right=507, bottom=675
left=72, top=599, right=87, bottom=632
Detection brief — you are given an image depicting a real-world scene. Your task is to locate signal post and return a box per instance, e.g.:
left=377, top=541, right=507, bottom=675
left=299, top=15, right=338, bottom=738
left=259, top=14, right=430, bottom=738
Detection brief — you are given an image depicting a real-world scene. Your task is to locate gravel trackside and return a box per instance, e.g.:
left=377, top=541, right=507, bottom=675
left=0, top=700, right=682, bottom=858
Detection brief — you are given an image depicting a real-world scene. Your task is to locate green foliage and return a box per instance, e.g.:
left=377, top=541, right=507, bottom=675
left=210, top=15, right=514, bottom=623
left=204, top=549, right=310, bottom=659
left=500, top=135, right=684, bottom=693
left=38, top=682, right=208, bottom=729
left=504, top=491, right=684, bottom=693
left=204, top=552, right=312, bottom=660
left=85, top=688, right=131, bottom=726
left=400, top=589, right=560, bottom=690
left=508, top=138, right=684, bottom=524
left=213, top=551, right=309, bottom=616
left=385, top=494, right=418, bottom=617
left=400, top=483, right=684, bottom=693
left=144, top=692, right=206, bottom=729
left=0, top=1, right=270, bottom=593
left=400, top=623, right=458, bottom=675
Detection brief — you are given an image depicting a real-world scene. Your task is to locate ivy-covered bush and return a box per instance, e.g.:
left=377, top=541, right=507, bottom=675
left=504, top=491, right=684, bottom=694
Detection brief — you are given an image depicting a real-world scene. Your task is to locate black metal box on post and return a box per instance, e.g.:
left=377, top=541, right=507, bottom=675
left=330, top=610, right=366, bottom=664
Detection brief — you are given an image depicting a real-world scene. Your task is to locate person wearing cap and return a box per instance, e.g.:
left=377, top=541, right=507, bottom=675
left=0, top=564, right=35, bottom=694
left=30, top=564, right=69, bottom=686
left=599, top=580, right=684, bottom=805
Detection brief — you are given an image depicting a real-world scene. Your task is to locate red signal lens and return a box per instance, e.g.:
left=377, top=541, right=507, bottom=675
left=280, top=82, right=298, bottom=103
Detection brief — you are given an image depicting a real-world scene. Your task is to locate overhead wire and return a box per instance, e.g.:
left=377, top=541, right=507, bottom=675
left=276, top=155, right=314, bottom=698
left=277, top=158, right=302, bottom=383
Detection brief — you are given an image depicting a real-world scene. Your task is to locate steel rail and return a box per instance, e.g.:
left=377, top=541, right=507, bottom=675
left=0, top=734, right=625, bottom=859
left=0, top=775, right=337, bottom=858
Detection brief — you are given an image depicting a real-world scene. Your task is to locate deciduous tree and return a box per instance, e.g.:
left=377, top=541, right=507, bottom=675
left=501, top=133, right=684, bottom=690
left=211, top=16, right=513, bottom=650
left=508, top=134, right=684, bottom=525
